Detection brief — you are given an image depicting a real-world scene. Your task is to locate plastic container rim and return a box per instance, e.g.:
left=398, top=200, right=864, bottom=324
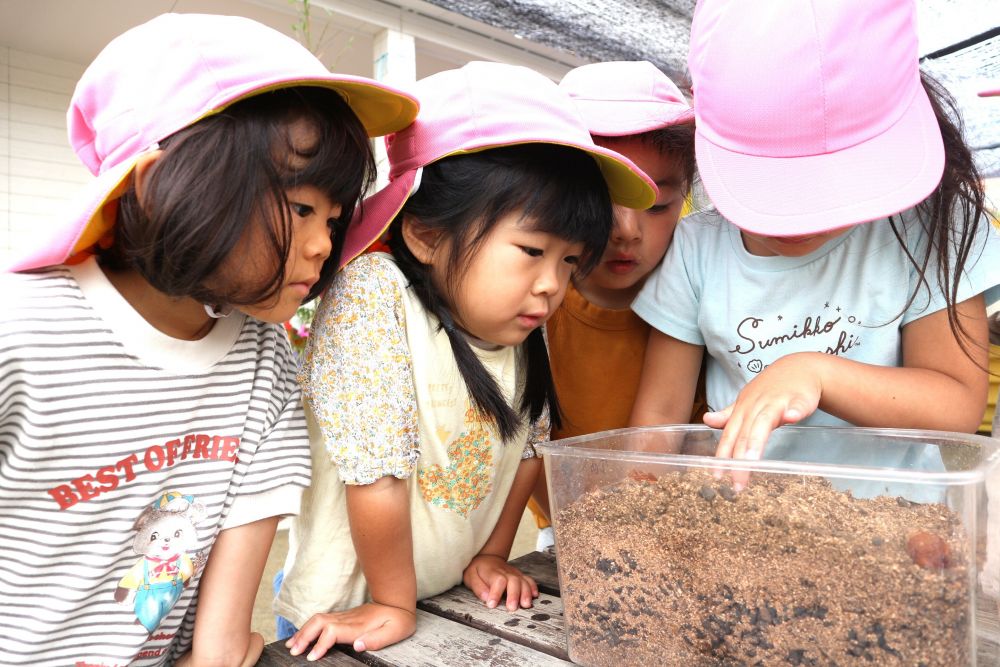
left=535, top=424, right=1000, bottom=486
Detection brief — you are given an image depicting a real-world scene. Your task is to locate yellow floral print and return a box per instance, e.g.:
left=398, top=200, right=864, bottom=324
left=418, top=407, right=495, bottom=516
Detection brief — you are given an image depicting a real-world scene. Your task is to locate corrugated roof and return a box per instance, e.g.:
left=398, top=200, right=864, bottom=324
left=428, top=0, right=998, bottom=177
left=423, top=0, right=694, bottom=86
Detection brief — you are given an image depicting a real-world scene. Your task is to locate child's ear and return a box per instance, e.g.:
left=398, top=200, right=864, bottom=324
left=400, top=214, right=442, bottom=264
left=131, top=149, right=163, bottom=205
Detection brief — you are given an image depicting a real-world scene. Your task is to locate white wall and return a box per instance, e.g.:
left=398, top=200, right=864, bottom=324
left=0, top=47, right=89, bottom=258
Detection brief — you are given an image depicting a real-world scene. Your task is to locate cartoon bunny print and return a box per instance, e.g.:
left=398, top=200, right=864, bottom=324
left=114, top=491, right=207, bottom=633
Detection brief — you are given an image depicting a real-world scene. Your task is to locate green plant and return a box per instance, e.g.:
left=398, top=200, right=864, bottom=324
left=289, top=0, right=355, bottom=66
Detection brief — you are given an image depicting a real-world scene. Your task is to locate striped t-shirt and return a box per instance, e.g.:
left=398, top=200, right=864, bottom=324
left=0, top=258, right=311, bottom=666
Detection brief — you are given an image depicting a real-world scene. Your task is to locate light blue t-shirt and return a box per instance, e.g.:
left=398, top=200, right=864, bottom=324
left=633, top=207, right=1000, bottom=499
left=634, top=207, right=1000, bottom=424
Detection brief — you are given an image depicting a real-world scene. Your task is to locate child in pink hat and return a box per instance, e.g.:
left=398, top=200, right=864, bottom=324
left=630, top=0, right=1000, bottom=475
left=526, top=60, right=706, bottom=546
left=274, top=60, right=655, bottom=658
left=0, top=13, right=417, bottom=667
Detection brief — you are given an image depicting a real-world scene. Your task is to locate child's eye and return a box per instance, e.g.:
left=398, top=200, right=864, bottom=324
left=648, top=202, right=675, bottom=215
left=290, top=202, right=314, bottom=218
left=520, top=246, right=543, bottom=257
left=564, top=255, right=580, bottom=265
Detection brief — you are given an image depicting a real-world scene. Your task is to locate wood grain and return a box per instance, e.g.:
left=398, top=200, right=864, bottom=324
left=418, top=586, right=568, bottom=660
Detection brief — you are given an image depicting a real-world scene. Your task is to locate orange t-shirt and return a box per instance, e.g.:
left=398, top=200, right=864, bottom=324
left=548, top=284, right=653, bottom=440
left=529, top=284, right=706, bottom=528
left=548, top=283, right=707, bottom=440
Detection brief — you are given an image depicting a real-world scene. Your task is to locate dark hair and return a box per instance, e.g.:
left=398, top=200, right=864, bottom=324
left=889, top=71, right=992, bottom=357
left=600, top=121, right=697, bottom=193
left=101, top=86, right=376, bottom=306
left=387, top=144, right=614, bottom=441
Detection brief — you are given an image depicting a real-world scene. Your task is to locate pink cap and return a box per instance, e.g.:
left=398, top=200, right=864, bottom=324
left=345, top=61, right=657, bottom=267
left=8, top=13, right=419, bottom=272
left=688, top=0, right=944, bottom=236
left=559, top=61, right=694, bottom=137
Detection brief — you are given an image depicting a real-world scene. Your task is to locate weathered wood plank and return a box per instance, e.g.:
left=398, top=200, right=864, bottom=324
left=418, top=586, right=568, bottom=660
left=340, top=609, right=573, bottom=666
left=978, top=597, right=1000, bottom=664
left=256, top=552, right=566, bottom=666
left=509, top=550, right=560, bottom=594
left=256, top=641, right=367, bottom=666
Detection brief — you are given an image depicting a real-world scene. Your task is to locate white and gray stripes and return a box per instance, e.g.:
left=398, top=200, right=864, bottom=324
left=0, top=268, right=311, bottom=666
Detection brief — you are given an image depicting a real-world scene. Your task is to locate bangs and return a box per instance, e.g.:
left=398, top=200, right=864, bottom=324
left=513, top=148, right=613, bottom=274
left=268, top=87, right=376, bottom=295
left=111, top=85, right=375, bottom=307
left=277, top=89, right=376, bottom=219
left=467, top=144, right=614, bottom=275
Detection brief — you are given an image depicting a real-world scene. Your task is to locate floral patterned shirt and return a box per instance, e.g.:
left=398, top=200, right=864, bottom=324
left=298, top=252, right=542, bottom=485
left=277, top=253, right=547, bottom=621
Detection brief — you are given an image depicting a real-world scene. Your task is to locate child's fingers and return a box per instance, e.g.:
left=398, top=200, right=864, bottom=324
left=504, top=576, right=522, bottom=611
left=306, top=624, right=346, bottom=662
left=464, top=568, right=490, bottom=603
left=740, top=406, right=780, bottom=460
left=713, top=409, right=745, bottom=482
left=486, top=576, right=507, bottom=609
left=782, top=402, right=806, bottom=426
left=525, top=573, right=539, bottom=599
left=354, top=617, right=414, bottom=653
left=726, top=410, right=765, bottom=489
left=519, top=575, right=537, bottom=608
left=703, top=405, right=731, bottom=429
left=718, top=410, right=757, bottom=489
left=286, top=622, right=322, bottom=655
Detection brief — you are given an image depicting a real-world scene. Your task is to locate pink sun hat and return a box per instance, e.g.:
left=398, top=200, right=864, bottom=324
left=688, top=0, right=944, bottom=236
left=559, top=60, right=695, bottom=137
left=8, top=13, right=419, bottom=273
left=345, top=60, right=657, bottom=265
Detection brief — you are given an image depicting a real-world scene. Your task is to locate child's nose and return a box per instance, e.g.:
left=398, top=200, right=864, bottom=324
left=612, top=206, right=641, bottom=242
left=303, top=218, right=333, bottom=261
left=532, top=264, right=560, bottom=296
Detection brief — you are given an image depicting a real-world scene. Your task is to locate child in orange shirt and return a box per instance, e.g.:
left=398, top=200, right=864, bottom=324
left=528, top=61, right=704, bottom=545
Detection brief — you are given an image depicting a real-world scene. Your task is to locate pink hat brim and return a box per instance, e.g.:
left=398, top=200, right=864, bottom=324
left=4, top=156, right=136, bottom=272
left=342, top=169, right=419, bottom=269
left=577, top=100, right=695, bottom=137
left=343, top=135, right=660, bottom=267
left=6, top=76, right=418, bottom=274
left=696, top=86, right=945, bottom=236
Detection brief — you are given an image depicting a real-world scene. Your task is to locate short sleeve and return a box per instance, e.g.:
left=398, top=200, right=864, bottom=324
left=299, top=254, right=419, bottom=485
left=631, top=216, right=707, bottom=345
left=901, top=209, right=1000, bottom=325
left=224, top=324, right=313, bottom=529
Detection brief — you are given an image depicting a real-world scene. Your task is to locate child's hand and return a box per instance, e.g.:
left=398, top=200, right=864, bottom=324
left=285, top=603, right=416, bottom=660
left=705, top=353, right=822, bottom=487
left=463, top=554, right=538, bottom=611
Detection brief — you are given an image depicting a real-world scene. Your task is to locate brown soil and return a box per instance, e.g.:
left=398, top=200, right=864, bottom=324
left=554, top=469, right=969, bottom=666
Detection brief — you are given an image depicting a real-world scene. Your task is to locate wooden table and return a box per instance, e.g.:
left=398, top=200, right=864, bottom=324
left=257, top=549, right=1000, bottom=666
left=256, top=550, right=572, bottom=667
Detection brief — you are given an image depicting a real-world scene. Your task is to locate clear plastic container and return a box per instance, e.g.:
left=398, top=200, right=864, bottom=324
left=536, top=425, right=1000, bottom=666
